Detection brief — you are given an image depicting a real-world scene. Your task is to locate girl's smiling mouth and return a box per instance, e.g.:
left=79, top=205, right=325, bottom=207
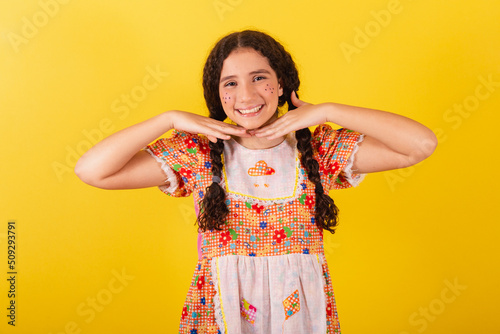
left=236, top=105, right=264, bottom=115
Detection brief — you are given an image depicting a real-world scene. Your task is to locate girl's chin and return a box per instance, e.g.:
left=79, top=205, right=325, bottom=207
left=233, top=112, right=278, bottom=130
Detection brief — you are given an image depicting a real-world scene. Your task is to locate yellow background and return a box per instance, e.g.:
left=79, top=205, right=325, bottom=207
left=1, top=0, right=499, bottom=333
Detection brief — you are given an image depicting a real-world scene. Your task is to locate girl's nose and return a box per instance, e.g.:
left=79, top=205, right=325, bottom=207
left=238, top=82, right=256, bottom=102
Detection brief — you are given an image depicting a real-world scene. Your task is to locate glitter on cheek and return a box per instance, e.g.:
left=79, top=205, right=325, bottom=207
left=222, top=92, right=232, bottom=104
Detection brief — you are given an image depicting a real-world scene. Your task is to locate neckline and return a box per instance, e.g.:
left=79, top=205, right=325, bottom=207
left=228, top=133, right=293, bottom=151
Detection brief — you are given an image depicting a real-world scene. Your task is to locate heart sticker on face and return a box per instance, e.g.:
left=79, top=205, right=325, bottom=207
left=248, top=160, right=275, bottom=176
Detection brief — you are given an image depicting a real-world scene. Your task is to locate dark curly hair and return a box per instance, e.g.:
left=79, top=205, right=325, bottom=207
left=197, top=30, right=339, bottom=234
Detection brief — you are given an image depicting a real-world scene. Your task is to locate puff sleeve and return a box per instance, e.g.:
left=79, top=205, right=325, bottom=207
left=312, top=124, right=365, bottom=190
left=145, top=130, right=211, bottom=197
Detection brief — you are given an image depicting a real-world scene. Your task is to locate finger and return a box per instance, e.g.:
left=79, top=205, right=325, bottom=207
left=253, top=113, right=290, bottom=136
left=202, top=123, right=251, bottom=142
left=254, top=123, right=289, bottom=139
left=291, top=91, right=307, bottom=108
left=209, top=120, right=249, bottom=135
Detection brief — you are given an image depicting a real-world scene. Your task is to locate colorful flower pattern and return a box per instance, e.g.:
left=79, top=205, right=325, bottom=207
left=240, top=298, right=257, bottom=324
left=146, top=125, right=363, bottom=334
left=283, top=290, right=301, bottom=320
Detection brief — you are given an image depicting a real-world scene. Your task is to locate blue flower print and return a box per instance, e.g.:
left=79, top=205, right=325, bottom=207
left=260, top=221, right=267, bottom=229
left=192, top=137, right=198, bottom=143
left=182, top=176, right=188, bottom=183
left=300, top=182, right=307, bottom=190
left=198, top=190, right=204, bottom=199
left=201, top=297, right=206, bottom=305
left=191, top=330, right=198, bottom=334
left=303, top=248, right=310, bottom=254
left=204, top=161, right=212, bottom=169
left=249, top=252, right=256, bottom=257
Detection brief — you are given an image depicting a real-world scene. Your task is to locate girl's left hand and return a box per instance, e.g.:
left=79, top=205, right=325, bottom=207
left=252, top=91, right=328, bottom=139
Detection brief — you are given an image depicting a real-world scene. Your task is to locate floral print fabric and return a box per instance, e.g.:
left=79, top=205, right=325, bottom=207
left=222, top=134, right=301, bottom=204
left=211, top=254, right=327, bottom=333
left=145, top=124, right=364, bottom=334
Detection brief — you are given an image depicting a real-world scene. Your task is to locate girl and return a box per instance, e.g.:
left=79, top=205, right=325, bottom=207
left=75, top=30, right=437, bottom=333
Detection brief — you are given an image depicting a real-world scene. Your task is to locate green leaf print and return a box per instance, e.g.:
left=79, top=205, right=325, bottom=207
left=173, top=164, right=182, bottom=171
left=229, top=228, right=239, bottom=240
left=245, top=202, right=252, bottom=209
left=186, top=148, right=197, bottom=154
left=283, top=226, right=293, bottom=238
left=298, top=193, right=307, bottom=205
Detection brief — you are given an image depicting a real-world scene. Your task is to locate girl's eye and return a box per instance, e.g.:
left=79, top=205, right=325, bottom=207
left=224, top=81, right=236, bottom=87
left=254, top=76, right=266, bottom=82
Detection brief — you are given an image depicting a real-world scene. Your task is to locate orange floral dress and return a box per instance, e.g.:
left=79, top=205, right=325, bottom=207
left=146, top=124, right=364, bottom=334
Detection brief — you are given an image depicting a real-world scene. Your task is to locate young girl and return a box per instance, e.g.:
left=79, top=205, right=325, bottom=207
left=75, top=30, right=437, bottom=334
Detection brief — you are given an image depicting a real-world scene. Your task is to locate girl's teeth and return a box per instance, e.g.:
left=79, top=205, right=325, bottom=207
left=238, top=106, right=261, bottom=114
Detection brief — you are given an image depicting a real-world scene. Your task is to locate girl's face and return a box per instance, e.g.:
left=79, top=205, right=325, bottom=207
left=219, top=47, right=283, bottom=130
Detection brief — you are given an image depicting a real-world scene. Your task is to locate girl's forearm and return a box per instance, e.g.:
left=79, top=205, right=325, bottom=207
left=75, top=111, right=174, bottom=182
left=323, top=102, right=437, bottom=160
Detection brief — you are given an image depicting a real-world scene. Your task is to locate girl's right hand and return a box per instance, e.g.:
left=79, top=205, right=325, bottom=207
left=75, top=110, right=250, bottom=190
left=168, top=110, right=250, bottom=143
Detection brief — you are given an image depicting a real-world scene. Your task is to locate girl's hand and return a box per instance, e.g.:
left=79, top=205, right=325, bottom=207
left=168, top=110, right=250, bottom=143
left=252, top=91, right=328, bottom=139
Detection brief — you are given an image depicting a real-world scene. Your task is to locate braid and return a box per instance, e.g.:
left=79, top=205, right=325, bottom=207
left=199, top=30, right=339, bottom=232
left=197, top=139, right=228, bottom=231
left=292, top=96, right=339, bottom=234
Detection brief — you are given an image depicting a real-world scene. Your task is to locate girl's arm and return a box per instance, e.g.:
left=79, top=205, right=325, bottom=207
left=75, top=110, right=249, bottom=189
left=253, top=92, right=437, bottom=174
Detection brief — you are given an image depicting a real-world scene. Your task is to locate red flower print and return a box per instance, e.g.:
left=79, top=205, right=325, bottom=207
left=326, top=303, right=332, bottom=317
left=196, top=276, right=205, bottom=290
left=184, top=137, right=197, bottom=149
left=178, top=167, right=192, bottom=178
left=252, top=203, right=265, bottom=214
left=220, top=231, right=231, bottom=246
left=321, top=161, right=340, bottom=176
left=182, top=306, right=188, bottom=319
left=329, top=162, right=340, bottom=175
left=199, top=142, right=209, bottom=154
left=304, top=195, right=315, bottom=209
left=273, top=229, right=286, bottom=244
left=318, top=145, right=327, bottom=156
